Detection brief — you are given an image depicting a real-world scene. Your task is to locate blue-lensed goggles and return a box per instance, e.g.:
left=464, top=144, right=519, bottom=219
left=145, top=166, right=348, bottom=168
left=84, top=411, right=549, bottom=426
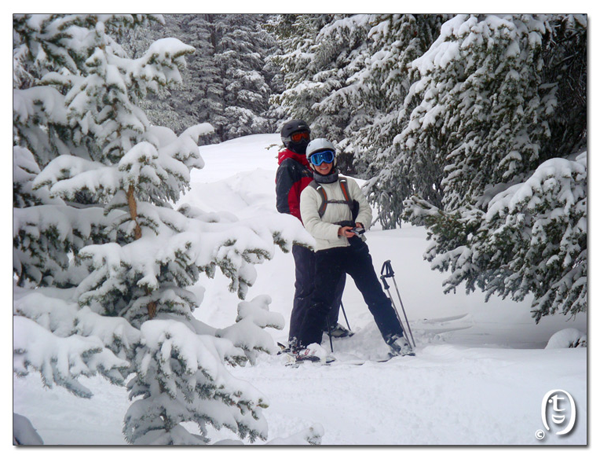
left=309, top=150, right=335, bottom=166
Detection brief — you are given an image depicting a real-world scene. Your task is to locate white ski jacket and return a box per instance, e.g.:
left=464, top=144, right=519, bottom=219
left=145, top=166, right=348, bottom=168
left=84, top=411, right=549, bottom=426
left=300, top=175, right=372, bottom=252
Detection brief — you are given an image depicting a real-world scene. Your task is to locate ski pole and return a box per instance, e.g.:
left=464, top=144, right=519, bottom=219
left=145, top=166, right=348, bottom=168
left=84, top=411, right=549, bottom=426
left=326, top=316, right=334, bottom=353
left=379, top=273, right=407, bottom=337
left=381, top=260, right=416, bottom=349
left=340, top=301, right=351, bottom=332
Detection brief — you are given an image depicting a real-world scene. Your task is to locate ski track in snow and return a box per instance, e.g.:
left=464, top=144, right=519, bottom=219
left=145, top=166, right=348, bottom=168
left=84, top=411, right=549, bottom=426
left=13, top=134, right=588, bottom=447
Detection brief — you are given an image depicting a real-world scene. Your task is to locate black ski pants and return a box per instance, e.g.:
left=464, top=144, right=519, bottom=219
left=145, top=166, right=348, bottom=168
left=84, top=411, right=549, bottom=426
left=288, top=244, right=345, bottom=344
left=297, top=238, right=403, bottom=347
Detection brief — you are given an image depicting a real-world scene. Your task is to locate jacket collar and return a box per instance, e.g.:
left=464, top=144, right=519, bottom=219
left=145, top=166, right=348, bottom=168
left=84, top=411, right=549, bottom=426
left=278, top=148, right=309, bottom=167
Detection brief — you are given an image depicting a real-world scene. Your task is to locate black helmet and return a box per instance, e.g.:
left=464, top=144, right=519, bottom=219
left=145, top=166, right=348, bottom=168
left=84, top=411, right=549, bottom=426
left=281, top=119, right=311, bottom=155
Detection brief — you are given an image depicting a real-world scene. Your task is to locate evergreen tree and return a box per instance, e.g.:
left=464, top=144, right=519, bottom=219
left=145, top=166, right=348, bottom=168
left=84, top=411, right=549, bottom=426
left=400, top=15, right=558, bottom=210
left=269, top=14, right=445, bottom=179
left=13, top=14, right=307, bottom=444
left=268, top=14, right=333, bottom=123
left=268, top=14, right=372, bottom=172
left=122, top=14, right=281, bottom=141
left=353, top=14, right=448, bottom=227
left=121, top=15, right=202, bottom=137
left=177, top=14, right=228, bottom=142
left=216, top=14, right=278, bottom=139
left=254, top=13, right=587, bottom=321
left=400, top=14, right=587, bottom=321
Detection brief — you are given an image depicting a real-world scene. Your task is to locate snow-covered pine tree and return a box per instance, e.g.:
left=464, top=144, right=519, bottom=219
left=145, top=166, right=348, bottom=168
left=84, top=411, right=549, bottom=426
left=216, top=14, right=278, bottom=139
left=268, top=14, right=372, bottom=172
left=301, top=16, right=372, bottom=139
left=122, top=14, right=280, bottom=142
left=352, top=14, right=448, bottom=227
left=401, top=15, right=560, bottom=210
left=268, top=14, right=333, bottom=123
left=14, top=14, right=310, bottom=444
left=171, top=14, right=227, bottom=143
left=269, top=14, right=448, bottom=219
left=13, top=12, right=164, bottom=398
left=400, top=14, right=587, bottom=321
left=120, top=15, right=202, bottom=137
left=404, top=151, right=587, bottom=323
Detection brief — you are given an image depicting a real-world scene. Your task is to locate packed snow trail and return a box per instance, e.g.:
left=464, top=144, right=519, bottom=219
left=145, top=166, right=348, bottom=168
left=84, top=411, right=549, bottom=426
left=13, top=134, right=587, bottom=446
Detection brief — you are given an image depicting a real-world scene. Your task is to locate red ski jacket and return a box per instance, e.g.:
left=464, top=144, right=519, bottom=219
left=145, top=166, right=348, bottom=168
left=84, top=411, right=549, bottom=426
left=275, top=149, right=314, bottom=222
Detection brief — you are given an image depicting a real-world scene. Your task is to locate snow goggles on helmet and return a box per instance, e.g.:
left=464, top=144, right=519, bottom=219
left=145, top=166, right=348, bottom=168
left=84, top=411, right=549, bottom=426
left=290, top=131, right=310, bottom=143
left=309, top=150, right=335, bottom=166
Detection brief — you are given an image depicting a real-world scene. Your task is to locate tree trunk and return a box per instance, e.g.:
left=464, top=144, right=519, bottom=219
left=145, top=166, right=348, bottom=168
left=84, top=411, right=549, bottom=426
left=126, top=184, right=156, bottom=318
left=126, top=184, right=143, bottom=241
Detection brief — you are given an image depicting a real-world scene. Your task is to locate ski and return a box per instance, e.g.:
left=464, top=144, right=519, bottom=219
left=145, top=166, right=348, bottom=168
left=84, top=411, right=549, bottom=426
left=279, top=342, right=415, bottom=368
left=285, top=352, right=413, bottom=368
left=284, top=354, right=335, bottom=368
left=328, top=352, right=417, bottom=366
left=417, top=313, right=472, bottom=334
left=421, top=313, right=469, bottom=323
left=327, top=357, right=392, bottom=366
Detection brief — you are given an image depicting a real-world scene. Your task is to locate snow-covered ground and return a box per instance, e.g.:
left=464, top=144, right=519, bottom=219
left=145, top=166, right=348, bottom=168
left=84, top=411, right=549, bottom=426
left=13, top=134, right=588, bottom=448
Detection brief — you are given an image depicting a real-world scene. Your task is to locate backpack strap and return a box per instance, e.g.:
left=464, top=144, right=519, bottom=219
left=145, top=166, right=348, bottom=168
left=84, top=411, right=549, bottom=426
left=339, top=178, right=351, bottom=202
left=309, top=178, right=356, bottom=219
left=309, top=181, right=328, bottom=218
left=339, top=178, right=359, bottom=221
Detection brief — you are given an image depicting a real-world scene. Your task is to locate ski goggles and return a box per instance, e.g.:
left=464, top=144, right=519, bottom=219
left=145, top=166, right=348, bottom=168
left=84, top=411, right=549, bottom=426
left=290, top=131, right=310, bottom=142
left=309, top=150, right=335, bottom=166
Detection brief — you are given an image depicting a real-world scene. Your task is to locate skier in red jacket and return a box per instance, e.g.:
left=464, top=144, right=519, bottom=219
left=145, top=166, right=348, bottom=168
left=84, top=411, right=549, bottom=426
left=276, top=120, right=349, bottom=348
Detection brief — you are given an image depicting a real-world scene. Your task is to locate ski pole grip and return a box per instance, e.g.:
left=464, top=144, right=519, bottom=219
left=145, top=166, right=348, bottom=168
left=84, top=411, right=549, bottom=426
left=381, top=260, right=394, bottom=278
left=380, top=275, right=390, bottom=289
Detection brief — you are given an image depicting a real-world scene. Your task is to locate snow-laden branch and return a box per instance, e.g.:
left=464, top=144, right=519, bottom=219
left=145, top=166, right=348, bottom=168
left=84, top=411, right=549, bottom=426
left=404, top=153, right=587, bottom=322
left=31, top=123, right=212, bottom=204
left=74, top=201, right=312, bottom=324
left=216, top=295, right=284, bottom=363
left=124, top=319, right=268, bottom=445
left=14, top=316, right=130, bottom=398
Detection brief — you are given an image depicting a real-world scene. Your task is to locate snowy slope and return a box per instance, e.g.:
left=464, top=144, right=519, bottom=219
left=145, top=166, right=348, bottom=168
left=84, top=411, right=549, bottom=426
left=13, top=134, right=588, bottom=446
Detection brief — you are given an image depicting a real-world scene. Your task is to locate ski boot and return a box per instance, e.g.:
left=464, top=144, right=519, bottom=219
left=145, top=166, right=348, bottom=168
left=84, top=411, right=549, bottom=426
left=386, top=334, right=415, bottom=357
left=294, top=343, right=335, bottom=364
left=323, top=323, right=353, bottom=338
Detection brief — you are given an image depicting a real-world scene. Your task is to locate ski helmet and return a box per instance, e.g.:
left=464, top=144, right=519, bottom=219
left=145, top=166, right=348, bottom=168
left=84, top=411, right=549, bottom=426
left=306, top=138, right=337, bottom=170
left=281, top=119, right=311, bottom=155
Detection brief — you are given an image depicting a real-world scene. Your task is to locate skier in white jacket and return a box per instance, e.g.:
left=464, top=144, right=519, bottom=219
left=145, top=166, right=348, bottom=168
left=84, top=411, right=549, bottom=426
left=296, top=139, right=414, bottom=362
